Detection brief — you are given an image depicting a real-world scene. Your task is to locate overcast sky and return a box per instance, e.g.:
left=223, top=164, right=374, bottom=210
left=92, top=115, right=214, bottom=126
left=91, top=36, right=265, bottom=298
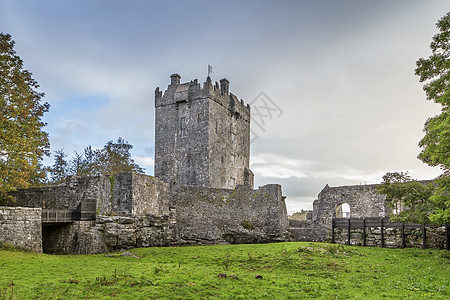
left=1, top=0, right=448, bottom=213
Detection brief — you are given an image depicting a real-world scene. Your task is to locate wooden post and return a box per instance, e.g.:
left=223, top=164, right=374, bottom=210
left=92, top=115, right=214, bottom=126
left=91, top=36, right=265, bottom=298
left=347, top=218, right=351, bottom=245
left=401, top=223, right=405, bottom=249
left=362, top=218, right=366, bottom=247
left=422, top=224, right=426, bottom=249
left=380, top=217, right=384, bottom=248
left=331, top=219, right=335, bottom=244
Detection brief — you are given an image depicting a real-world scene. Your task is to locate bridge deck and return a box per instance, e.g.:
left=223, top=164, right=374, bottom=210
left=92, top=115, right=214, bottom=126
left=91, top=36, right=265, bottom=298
left=41, top=209, right=75, bottom=223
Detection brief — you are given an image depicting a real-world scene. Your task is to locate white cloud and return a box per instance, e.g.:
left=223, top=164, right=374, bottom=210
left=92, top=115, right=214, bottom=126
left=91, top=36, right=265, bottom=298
left=135, top=156, right=154, bottom=168
left=251, top=154, right=313, bottom=179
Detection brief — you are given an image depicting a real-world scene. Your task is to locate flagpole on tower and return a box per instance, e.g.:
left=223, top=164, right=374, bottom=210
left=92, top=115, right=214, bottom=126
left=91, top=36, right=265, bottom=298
left=208, top=64, right=212, bottom=77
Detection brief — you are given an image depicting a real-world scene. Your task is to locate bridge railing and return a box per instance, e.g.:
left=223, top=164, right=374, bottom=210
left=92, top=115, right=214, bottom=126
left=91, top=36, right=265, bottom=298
left=41, top=209, right=77, bottom=223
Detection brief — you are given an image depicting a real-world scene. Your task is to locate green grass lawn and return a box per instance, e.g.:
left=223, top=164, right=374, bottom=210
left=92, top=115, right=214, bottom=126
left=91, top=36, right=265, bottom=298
left=0, top=242, right=448, bottom=299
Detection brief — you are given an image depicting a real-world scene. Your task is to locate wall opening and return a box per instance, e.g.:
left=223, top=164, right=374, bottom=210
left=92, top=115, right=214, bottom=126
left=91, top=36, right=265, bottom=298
left=180, top=117, right=186, bottom=137
left=335, top=202, right=350, bottom=218
left=42, top=224, right=72, bottom=254
left=392, top=200, right=403, bottom=215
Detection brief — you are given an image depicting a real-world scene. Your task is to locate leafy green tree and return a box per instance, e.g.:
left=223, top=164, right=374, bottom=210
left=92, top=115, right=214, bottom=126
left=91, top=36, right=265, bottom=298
left=97, top=137, right=144, bottom=175
left=0, top=33, right=50, bottom=203
left=48, top=138, right=144, bottom=183
left=69, top=146, right=101, bottom=177
left=50, top=149, right=69, bottom=184
left=415, top=12, right=450, bottom=224
left=378, top=172, right=435, bottom=224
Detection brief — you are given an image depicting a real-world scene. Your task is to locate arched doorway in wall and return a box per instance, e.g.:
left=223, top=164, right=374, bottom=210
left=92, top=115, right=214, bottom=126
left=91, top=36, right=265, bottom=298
left=335, top=202, right=351, bottom=218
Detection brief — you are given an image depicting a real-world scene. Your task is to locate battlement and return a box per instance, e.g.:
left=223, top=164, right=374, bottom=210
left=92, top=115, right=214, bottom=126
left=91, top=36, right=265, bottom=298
left=155, top=74, right=250, bottom=119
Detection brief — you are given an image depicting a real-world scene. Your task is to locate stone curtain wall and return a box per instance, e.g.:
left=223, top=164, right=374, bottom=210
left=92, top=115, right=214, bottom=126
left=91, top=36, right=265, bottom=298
left=12, top=176, right=106, bottom=215
left=11, top=173, right=170, bottom=218
left=131, top=174, right=170, bottom=216
left=0, top=207, right=42, bottom=252
left=4, top=174, right=289, bottom=254
left=172, top=184, right=289, bottom=244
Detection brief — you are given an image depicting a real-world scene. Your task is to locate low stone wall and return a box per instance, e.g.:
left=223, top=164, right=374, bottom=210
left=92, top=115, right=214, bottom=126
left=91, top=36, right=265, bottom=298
left=172, top=184, right=289, bottom=244
left=42, top=214, right=175, bottom=254
left=333, top=225, right=448, bottom=249
left=288, top=219, right=329, bottom=242
left=0, top=206, right=42, bottom=252
left=95, top=214, right=175, bottom=251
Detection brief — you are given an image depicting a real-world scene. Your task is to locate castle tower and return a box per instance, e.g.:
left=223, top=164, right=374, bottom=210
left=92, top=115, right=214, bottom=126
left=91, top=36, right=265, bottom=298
left=154, top=74, right=254, bottom=189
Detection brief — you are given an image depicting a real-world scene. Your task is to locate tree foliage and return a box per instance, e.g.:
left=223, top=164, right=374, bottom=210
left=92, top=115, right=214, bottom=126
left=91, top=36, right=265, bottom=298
left=48, top=138, right=144, bottom=183
left=378, top=172, right=436, bottom=224
left=414, top=12, right=450, bottom=224
left=96, top=137, right=144, bottom=176
left=50, top=149, right=68, bottom=184
left=0, top=33, right=50, bottom=203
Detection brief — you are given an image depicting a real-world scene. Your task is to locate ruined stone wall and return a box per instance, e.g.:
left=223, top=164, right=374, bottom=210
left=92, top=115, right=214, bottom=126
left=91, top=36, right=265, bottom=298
left=288, top=219, right=329, bottom=242
left=333, top=225, right=447, bottom=249
left=0, top=207, right=42, bottom=252
left=96, top=173, right=170, bottom=217
left=131, top=174, right=170, bottom=216
left=96, top=174, right=131, bottom=216
left=289, top=183, right=391, bottom=242
left=12, top=176, right=105, bottom=215
left=314, top=184, right=390, bottom=228
left=291, top=181, right=438, bottom=244
left=42, top=214, right=175, bottom=254
left=8, top=173, right=172, bottom=254
left=12, top=173, right=169, bottom=218
left=4, top=173, right=289, bottom=254
left=172, top=184, right=289, bottom=244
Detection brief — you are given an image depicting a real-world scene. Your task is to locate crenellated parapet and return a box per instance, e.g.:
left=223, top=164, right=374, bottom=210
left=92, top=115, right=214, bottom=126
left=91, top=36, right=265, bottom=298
left=155, top=74, right=250, bottom=122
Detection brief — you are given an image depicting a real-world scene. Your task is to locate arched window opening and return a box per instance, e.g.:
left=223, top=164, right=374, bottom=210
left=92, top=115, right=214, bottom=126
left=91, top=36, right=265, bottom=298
left=392, top=201, right=404, bottom=215
left=335, top=203, right=351, bottom=218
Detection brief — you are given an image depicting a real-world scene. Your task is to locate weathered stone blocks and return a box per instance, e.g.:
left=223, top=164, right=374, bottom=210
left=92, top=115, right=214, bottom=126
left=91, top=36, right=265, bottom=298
left=0, top=207, right=42, bottom=252
left=172, top=184, right=289, bottom=244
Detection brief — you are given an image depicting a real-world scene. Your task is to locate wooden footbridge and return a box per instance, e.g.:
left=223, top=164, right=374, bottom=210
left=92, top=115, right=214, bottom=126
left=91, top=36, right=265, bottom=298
left=41, top=209, right=96, bottom=224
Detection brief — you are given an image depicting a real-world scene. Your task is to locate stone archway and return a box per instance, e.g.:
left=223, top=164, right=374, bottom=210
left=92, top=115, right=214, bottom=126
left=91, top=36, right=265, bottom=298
left=335, top=202, right=350, bottom=218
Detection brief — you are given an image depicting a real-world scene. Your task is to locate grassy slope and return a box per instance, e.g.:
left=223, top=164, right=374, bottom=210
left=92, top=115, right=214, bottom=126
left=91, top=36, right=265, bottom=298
left=0, top=242, right=449, bottom=299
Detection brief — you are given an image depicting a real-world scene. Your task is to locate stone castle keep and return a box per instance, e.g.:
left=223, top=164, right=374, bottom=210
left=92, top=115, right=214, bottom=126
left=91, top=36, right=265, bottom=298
left=155, top=74, right=253, bottom=189
left=0, top=74, right=289, bottom=253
